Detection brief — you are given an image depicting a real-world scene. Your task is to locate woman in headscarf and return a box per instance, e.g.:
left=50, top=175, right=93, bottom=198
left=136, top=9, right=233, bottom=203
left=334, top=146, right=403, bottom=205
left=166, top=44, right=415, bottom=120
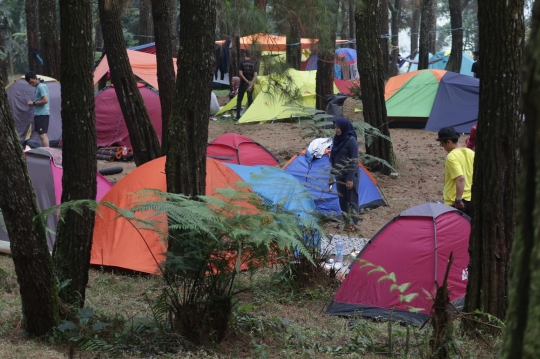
left=329, top=117, right=359, bottom=230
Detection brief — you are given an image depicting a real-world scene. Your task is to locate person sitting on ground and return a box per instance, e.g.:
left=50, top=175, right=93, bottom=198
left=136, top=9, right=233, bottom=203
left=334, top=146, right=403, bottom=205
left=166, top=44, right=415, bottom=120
left=229, top=76, right=240, bottom=99
left=437, top=127, right=475, bottom=217
left=329, top=117, right=359, bottom=231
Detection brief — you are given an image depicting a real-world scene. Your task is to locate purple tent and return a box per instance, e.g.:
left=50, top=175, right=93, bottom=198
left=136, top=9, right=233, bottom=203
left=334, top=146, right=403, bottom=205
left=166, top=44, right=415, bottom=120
left=425, top=72, right=479, bottom=133
left=6, top=76, right=62, bottom=147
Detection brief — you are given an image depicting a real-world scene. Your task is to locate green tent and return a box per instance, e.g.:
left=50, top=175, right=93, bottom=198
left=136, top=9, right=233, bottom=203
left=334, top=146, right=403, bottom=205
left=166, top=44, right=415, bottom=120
left=385, top=70, right=441, bottom=118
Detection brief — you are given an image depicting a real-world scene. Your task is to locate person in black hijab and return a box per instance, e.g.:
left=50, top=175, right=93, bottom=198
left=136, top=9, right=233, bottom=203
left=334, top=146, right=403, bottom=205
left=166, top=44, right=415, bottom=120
left=329, top=117, right=359, bottom=230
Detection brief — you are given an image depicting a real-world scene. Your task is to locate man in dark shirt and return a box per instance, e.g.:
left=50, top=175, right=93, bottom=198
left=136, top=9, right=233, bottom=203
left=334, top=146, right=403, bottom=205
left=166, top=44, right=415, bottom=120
left=236, top=50, right=257, bottom=120
left=471, top=50, right=480, bottom=79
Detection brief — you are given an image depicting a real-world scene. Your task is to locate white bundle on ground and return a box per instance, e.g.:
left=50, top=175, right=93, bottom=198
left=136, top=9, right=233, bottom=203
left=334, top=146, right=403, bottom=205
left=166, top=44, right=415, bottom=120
left=320, top=234, right=369, bottom=256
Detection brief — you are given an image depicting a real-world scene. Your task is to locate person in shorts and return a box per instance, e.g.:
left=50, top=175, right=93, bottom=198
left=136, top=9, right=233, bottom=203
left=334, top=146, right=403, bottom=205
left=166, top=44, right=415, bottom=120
left=25, top=71, right=50, bottom=147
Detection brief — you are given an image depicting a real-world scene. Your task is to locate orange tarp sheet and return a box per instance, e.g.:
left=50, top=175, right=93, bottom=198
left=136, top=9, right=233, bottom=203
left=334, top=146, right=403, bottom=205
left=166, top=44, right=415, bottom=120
left=93, top=50, right=177, bottom=90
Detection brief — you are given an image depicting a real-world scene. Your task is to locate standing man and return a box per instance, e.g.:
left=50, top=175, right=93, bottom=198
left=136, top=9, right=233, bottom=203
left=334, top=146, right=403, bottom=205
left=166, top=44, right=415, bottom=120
left=236, top=50, right=257, bottom=121
left=437, top=127, right=475, bottom=217
left=25, top=71, right=50, bottom=147
left=471, top=50, right=480, bottom=79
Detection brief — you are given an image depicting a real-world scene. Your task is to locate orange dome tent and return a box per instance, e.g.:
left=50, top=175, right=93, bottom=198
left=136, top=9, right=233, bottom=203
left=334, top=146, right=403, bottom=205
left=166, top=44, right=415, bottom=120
left=91, top=157, right=254, bottom=274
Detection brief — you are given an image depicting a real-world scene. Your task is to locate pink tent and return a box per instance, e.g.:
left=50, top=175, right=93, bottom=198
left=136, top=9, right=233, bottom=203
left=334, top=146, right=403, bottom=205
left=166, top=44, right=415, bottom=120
left=206, top=133, right=279, bottom=166
left=327, top=203, right=470, bottom=325
left=95, top=83, right=162, bottom=147
left=0, top=148, right=113, bottom=254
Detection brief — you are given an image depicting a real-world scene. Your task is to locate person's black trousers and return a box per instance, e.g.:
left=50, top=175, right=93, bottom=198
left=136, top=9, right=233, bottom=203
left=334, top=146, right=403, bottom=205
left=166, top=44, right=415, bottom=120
left=236, top=82, right=253, bottom=119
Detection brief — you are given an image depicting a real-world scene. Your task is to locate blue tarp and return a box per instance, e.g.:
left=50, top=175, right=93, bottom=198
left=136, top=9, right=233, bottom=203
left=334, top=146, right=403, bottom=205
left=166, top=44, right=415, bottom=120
left=225, top=164, right=317, bottom=218
left=283, top=154, right=386, bottom=216
left=409, top=51, right=474, bottom=77
left=425, top=72, right=479, bottom=133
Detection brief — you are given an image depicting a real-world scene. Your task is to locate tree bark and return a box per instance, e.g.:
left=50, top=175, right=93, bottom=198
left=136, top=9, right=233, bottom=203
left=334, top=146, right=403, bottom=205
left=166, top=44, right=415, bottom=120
left=165, top=0, right=216, bottom=197
left=464, top=0, right=524, bottom=324
left=380, top=0, right=390, bottom=77
left=446, top=0, right=463, bottom=73
left=139, top=0, right=154, bottom=45
left=0, top=74, right=59, bottom=335
left=315, top=0, right=339, bottom=111
left=341, top=0, right=350, bottom=41
left=0, top=24, right=8, bottom=86
left=499, top=3, right=540, bottom=357
left=25, top=0, right=42, bottom=74
left=286, top=21, right=301, bottom=70
left=410, top=1, right=420, bottom=55
left=52, top=0, right=97, bottom=309
left=389, top=0, right=401, bottom=77
left=170, top=0, right=179, bottom=52
left=39, top=0, right=61, bottom=79
left=349, top=1, right=356, bottom=48
left=356, top=0, right=396, bottom=175
left=151, top=0, right=176, bottom=155
left=418, top=0, right=434, bottom=69
left=430, top=0, right=437, bottom=54
left=98, top=0, right=161, bottom=166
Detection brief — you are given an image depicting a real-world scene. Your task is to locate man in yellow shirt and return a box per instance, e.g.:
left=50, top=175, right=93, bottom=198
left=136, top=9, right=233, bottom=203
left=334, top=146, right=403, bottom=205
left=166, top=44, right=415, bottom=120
left=437, top=127, right=475, bottom=216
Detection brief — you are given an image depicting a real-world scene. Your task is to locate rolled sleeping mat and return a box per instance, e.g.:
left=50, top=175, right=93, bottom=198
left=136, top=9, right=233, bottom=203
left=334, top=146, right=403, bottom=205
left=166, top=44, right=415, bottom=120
left=98, top=166, right=124, bottom=176
left=97, top=154, right=114, bottom=162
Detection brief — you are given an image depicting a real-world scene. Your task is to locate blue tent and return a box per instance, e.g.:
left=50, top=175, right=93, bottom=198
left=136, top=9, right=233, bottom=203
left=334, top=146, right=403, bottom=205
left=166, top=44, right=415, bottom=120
left=425, top=71, right=479, bottom=133
left=282, top=152, right=386, bottom=216
left=224, top=164, right=317, bottom=218
left=408, top=51, right=474, bottom=77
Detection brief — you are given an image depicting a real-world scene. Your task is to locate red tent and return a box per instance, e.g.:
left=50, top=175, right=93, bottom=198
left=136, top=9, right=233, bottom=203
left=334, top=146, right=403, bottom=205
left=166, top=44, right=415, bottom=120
left=206, top=133, right=279, bottom=166
left=326, top=203, right=470, bottom=325
left=95, top=83, right=162, bottom=147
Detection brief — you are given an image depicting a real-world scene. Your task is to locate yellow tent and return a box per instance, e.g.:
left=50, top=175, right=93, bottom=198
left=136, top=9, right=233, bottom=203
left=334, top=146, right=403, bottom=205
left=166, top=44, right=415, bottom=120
left=218, top=69, right=338, bottom=123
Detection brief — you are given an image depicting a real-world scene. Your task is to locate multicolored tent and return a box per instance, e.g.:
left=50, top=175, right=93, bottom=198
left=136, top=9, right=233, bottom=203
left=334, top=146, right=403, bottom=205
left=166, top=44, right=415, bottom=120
left=6, top=75, right=62, bottom=148
left=207, top=133, right=280, bottom=166
left=91, top=157, right=316, bottom=274
left=217, top=69, right=339, bottom=123
left=282, top=150, right=386, bottom=216
left=327, top=203, right=470, bottom=325
left=385, top=70, right=479, bottom=133
left=0, top=148, right=113, bottom=254
left=95, top=83, right=162, bottom=147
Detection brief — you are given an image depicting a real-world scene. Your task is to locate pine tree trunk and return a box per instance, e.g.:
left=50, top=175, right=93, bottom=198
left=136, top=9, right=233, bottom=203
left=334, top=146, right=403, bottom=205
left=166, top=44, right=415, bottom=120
left=25, top=0, right=42, bottom=73
left=0, top=75, right=59, bottom=335
left=0, top=26, right=8, bottom=85
left=39, top=0, right=61, bottom=80
left=464, top=0, right=524, bottom=324
left=356, top=0, right=396, bottom=175
left=139, top=0, right=154, bottom=46
left=380, top=0, right=390, bottom=77
left=170, top=0, right=179, bottom=52
left=418, top=0, right=434, bottom=69
left=349, top=1, right=356, bottom=48
left=429, top=1, right=437, bottom=54
left=315, top=0, right=339, bottom=111
left=341, top=1, right=350, bottom=40
left=151, top=0, right=176, bottom=155
left=446, top=0, right=463, bottom=73
left=165, top=0, right=216, bottom=197
left=52, top=0, right=97, bottom=309
left=95, top=23, right=104, bottom=52
left=286, top=21, right=301, bottom=70
left=389, top=0, right=401, bottom=76
left=98, top=0, right=161, bottom=166
left=499, top=3, right=540, bottom=356
left=410, top=2, right=420, bottom=54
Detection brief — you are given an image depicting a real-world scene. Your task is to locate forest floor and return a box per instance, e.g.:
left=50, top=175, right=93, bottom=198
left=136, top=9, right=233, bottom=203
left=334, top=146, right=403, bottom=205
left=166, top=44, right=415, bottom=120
left=0, top=104, right=499, bottom=358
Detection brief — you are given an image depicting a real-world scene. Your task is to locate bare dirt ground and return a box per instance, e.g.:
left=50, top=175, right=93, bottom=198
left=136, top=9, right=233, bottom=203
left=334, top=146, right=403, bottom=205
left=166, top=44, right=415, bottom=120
left=97, top=115, right=464, bottom=239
